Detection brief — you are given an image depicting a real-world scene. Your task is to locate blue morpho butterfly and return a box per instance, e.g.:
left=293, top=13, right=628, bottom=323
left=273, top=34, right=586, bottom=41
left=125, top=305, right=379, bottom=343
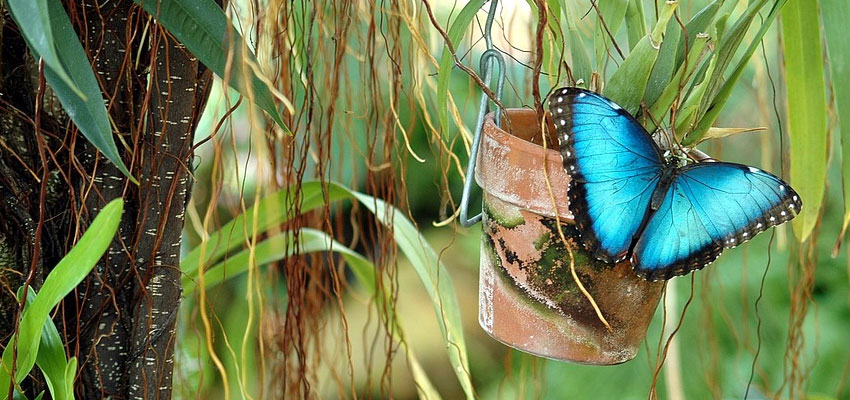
left=549, top=87, right=802, bottom=281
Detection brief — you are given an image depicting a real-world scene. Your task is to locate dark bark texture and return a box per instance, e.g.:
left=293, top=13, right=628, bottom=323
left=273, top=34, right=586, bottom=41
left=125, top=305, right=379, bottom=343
left=0, top=1, right=211, bottom=398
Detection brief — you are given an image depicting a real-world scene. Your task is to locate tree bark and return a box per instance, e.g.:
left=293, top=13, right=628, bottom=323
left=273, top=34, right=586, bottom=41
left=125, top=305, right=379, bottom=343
left=0, top=1, right=211, bottom=398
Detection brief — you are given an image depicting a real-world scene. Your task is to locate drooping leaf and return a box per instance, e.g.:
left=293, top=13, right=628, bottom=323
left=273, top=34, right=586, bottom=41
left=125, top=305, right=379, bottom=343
left=6, top=0, right=82, bottom=98
left=0, top=199, right=123, bottom=397
left=9, top=0, right=136, bottom=182
left=782, top=0, right=828, bottom=241
left=134, top=0, right=290, bottom=133
left=182, top=181, right=470, bottom=397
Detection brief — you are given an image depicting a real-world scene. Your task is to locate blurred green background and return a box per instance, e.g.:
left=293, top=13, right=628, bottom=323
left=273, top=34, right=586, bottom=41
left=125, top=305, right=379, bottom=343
left=175, top=0, right=850, bottom=398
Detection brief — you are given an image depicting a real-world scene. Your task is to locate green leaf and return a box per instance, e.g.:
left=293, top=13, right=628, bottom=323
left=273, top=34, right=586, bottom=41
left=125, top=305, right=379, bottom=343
left=688, top=0, right=788, bottom=145
left=624, top=0, right=647, bottom=50
left=782, top=0, right=828, bottom=241
left=182, top=182, right=470, bottom=398
left=603, top=1, right=677, bottom=115
left=643, top=17, right=682, bottom=107
left=822, top=0, right=850, bottom=233
left=8, top=0, right=136, bottom=183
left=0, top=199, right=123, bottom=397
left=675, top=1, right=721, bottom=67
left=562, top=1, right=592, bottom=86
left=594, top=0, right=629, bottom=67
left=14, top=288, right=75, bottom=400
left=135, top=0, right=290, bottom=133
left=436, top=0, right=487, bottom=137
left=646, top=32, right=711, bottom=134
left=351, top=191, right=473, bottom=399
left=181, top=181, right=351, bottom=278
left=696, top=0, right=771, bottom=120
left=6, top=0, right=83, bottom=98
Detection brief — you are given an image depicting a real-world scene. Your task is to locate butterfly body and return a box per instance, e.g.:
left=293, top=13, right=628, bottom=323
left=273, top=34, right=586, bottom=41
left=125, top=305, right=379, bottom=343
left=549, top=87, right=802, bottom=281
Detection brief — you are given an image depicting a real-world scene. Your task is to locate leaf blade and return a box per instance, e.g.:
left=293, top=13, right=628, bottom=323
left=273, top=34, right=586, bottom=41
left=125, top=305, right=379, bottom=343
left=782, top=0, right=828, bottom=241
left=0, top=199, right=123, bottom=396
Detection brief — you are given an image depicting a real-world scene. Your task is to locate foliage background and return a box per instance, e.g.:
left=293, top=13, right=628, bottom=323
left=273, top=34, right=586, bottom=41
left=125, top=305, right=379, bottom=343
left=52, top=0, right=846, bottom=398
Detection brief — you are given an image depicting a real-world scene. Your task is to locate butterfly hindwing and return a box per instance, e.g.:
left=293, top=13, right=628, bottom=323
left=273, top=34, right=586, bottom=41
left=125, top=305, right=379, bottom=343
left=632, top=162, right=802, bottom=281
left=550, top=88, right=665, bottom=263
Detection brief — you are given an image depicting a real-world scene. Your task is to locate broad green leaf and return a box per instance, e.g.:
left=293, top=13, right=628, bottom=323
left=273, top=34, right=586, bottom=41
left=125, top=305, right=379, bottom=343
left=436, top=0, right=487, bottom=137
left=10, top=0, right=136, bottom=183
left=822, top=0, right=850, bottom=232
left=544, top=1, right=567, bottom=87
left=603, top=1, right=677, bottom=115
left=783, top=0, right=827, bottom=241
left=0, top=199, right=123, bottom=397
left=624, top=0, right=647, bottom=50
left=562, top=1, right=592, bottom=86
left=6, top=0, right=82, bottom=98
left=135, top=0, right=290, bottom=133
left=675, top=53, right=715, bottom=135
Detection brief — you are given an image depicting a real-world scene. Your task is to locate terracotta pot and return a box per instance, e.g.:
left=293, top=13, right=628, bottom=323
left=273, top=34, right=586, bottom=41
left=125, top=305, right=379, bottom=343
left=475, top=109, right=664, bottom=365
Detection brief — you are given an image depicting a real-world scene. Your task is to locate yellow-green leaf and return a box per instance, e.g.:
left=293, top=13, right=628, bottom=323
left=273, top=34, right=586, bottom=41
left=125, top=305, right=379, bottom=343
left=783, top=0, right=828, bottom=241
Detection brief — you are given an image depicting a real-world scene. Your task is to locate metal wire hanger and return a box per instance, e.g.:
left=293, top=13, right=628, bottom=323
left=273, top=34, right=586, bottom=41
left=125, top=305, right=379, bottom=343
left=458, top=0, right=506, bottom=227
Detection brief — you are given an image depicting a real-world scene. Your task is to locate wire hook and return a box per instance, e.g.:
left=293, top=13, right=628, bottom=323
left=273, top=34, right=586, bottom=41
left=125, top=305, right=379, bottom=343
left=458, top=0, right=505, bottom=227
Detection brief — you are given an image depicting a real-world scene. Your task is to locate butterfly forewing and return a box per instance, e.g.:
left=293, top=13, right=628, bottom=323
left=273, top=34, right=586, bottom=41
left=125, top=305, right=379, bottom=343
left=550, top=87, right=665, bottom=263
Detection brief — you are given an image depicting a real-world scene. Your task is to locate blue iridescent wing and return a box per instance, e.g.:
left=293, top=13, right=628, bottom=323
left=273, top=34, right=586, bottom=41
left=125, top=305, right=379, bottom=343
left=632, top=162, right=802, bottom=281
left=549, top=87, right=664, bottom=263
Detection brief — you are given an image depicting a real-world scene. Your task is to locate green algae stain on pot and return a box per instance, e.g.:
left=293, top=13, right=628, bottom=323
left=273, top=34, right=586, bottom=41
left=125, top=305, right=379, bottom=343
left=482, top=200, right=525, bottom=229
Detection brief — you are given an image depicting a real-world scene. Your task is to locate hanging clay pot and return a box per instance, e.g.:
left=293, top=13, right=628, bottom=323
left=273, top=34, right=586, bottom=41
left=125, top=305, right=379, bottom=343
left=475, top=108, right=664, bottom=365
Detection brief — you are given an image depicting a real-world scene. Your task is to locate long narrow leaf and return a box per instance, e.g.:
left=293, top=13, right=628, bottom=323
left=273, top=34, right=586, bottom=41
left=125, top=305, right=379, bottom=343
left=6, top=0, right=82, bottom=98
left=822, top=0, right=850, bottom=232
left=0, top=199, right=123, bottom=397
left=688, top=0, right=788, bottom=144
left=562, top=1, right=592, bottom=86
left=782, top=0, right=828, bottom=241
left=185, top=228, right=444, bottom=399
left=182, top=182, right=469, bottom=398
left=10, top=0, right=136, bottom=183
left=135, top=0, right=289, bottom=132
left=351, top=192, right=473, bottom=399
left=603, top=1, right=678, bottom=115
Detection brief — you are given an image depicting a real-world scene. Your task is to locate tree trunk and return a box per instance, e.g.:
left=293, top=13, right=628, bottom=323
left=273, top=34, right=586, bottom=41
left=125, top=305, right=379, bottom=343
left=0, top=1, right=211, bottom=398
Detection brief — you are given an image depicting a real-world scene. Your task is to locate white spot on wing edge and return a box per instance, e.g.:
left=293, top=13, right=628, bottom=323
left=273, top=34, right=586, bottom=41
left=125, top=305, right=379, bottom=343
left=577, top=93, right=586, bottom=98
left=608, top=100, right=621, bottom=110
left=560, top=119, right=567, bottom=126
left=748, top=166, right=759, bottom=173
